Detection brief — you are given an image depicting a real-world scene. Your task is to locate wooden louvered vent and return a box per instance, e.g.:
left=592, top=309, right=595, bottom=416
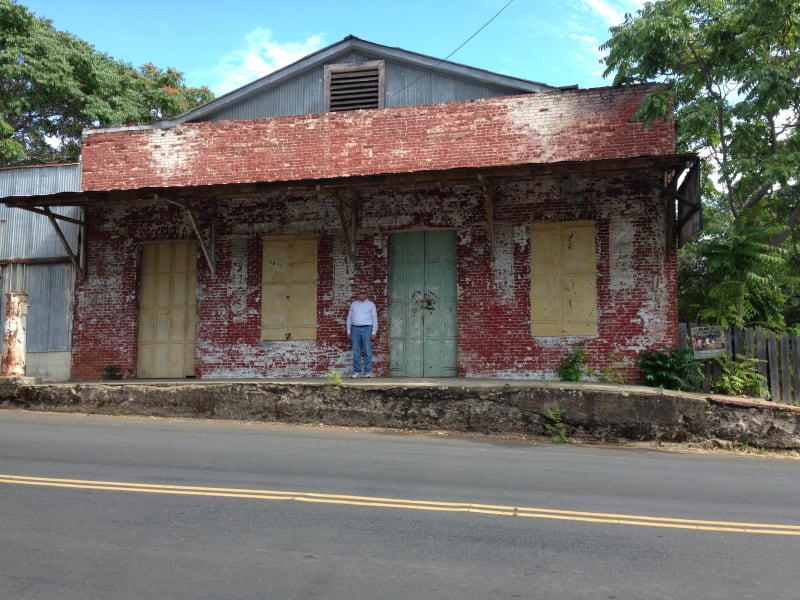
left=325, top=61, right=385, bottom=112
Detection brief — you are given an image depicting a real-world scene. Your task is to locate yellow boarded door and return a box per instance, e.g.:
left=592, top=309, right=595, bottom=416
left=531, top=221, right=597, bottom=336
left=138, top=241, right=197, bottom=378
left=261, top=235, right=318, bottom=341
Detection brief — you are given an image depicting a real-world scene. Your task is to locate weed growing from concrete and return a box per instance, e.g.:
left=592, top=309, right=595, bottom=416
left=544, top=407, right=572, bottom=444
left=324, top=369, right=342, bottom=386
left=557, top=343, right=589, bottom=382
left=99, top=364, right=122, bottom=380
left=731, top=441, right=769, bottom=456
left=599, top=351, right=627, bottom=384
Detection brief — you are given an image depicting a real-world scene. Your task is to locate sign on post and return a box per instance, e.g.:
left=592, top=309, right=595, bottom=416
left=690, top=325, right=727, bottom=359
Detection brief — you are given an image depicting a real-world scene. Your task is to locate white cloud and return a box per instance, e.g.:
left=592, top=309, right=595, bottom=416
left=579, top=0, right=645, bottom=26
left=204, top=29, right=326, bottom=96
left=582, top=0, right=625, bottom=25
left=566, top=1, right=645, bottom=85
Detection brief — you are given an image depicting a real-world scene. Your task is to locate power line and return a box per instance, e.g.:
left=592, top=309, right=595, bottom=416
left=388, top=0, right=518, bottom=98
left=442, top=0, right=517, bottom=62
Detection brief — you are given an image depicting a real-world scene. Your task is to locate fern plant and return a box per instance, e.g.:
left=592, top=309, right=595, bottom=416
left=695, top=220, right=794, bottom=329
left=544, top=407, right=571, bottom=444
left=638, top=346, right=704, bottom=391
left=712, top=355, right=767, bottom=398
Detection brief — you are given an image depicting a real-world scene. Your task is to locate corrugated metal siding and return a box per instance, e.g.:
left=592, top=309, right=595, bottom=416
left=384, top=62, right=524, bottom=107
left=0, top=164, right=81, bottom=198
left=0, top=263, right=75, bottom=352
left=0, top=205, right=80, bottom=259
left=0, top=202, right=79, bottom=355
left=205, top=53, right=529, bottom=121
left=209, top=68, right=325, bottom=121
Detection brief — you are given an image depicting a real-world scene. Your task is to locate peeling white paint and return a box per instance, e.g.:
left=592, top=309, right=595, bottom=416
left=144, top=127, right=203, bottom=178
left=492, top=222, right=515, bottom=303
left=226, top=237, right=251, bottom=324
left=609, top=216, right=636, bottom=293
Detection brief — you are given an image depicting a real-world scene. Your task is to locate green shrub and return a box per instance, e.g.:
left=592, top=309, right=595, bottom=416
left=557, top=343, right=589, bottom=382
left=638, top=346, right=704, bottom=391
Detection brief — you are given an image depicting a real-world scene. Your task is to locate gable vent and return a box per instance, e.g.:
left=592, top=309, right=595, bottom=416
left=325, top=61, right=385, bottom=113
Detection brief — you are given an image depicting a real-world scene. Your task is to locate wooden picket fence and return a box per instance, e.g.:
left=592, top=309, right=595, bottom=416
left=678, top=324, right=800, bottom=404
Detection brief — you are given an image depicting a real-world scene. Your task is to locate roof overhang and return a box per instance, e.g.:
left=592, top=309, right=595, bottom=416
left=1, top=154, right=698, bottom=209
left=0, top=153, right=700, bottom=278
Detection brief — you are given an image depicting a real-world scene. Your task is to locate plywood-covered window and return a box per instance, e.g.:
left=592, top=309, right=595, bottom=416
left=324, top=60, right=385, bottom=112
left=530, top=221, right=597, bottom=337
left=261, top=235, right=318, bottom=341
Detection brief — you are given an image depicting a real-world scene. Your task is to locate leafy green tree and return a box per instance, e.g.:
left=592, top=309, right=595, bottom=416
left=601, top=0, right=800, bottom=328
left=0, top=0, right=213, bottom=166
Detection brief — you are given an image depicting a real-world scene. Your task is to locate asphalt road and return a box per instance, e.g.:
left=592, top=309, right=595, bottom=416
left=1, top=410, right=799, bottom=600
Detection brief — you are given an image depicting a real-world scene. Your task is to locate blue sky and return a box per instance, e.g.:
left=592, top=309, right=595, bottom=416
left=19, top=0, right=645, bottom=96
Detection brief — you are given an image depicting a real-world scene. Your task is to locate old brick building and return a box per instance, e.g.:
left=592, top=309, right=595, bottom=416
left=2, top=37, right=700, bottom=381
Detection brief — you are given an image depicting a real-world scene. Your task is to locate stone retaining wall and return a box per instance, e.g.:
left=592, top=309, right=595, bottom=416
left=1, top=381, right=798, bottom=449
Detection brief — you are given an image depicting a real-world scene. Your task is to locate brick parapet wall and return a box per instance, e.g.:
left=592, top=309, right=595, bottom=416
left=80, top=84, right=673, bottom=192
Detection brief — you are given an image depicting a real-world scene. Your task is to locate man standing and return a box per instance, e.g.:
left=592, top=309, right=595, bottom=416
left=346, top=288, right=378, bottom=378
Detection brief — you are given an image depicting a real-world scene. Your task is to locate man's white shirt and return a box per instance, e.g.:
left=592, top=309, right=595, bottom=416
left=347, top=300, right=378, bottom=334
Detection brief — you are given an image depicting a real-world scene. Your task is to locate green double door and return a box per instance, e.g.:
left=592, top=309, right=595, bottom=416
left=389, top=231, right=457, bottom=377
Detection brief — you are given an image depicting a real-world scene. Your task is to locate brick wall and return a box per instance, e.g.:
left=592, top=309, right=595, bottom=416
left=80, top=84, right=673, bottom=192
left=70, top=174, right=677, bottom=382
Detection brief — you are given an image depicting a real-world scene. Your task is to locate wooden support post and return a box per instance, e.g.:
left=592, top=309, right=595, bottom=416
left=169, top=200, right=216, bottom=278
left=335, top=189, right=359, bottom=265
left=42, top=207, right=84, bottom=279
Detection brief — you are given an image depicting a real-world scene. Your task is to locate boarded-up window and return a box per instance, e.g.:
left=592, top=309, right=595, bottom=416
left=530, top=221, right=597, bottom=336
left=324, top=61, right=385, bottom=112
left=261, top=235, right=318, bottom=341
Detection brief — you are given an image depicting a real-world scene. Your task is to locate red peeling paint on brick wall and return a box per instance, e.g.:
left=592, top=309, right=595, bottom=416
left=80, top=85, right=673, bottom=192
left=70, top=174, right=677, bottom=382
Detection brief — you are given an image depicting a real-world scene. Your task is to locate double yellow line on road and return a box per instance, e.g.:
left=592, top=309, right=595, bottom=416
left=2, top=473, right=799, bottom=536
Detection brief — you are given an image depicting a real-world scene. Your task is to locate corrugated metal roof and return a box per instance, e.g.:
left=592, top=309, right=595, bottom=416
left=86, top=37, right=565, bottom=132
left=0, top=164, right=81, bottom=198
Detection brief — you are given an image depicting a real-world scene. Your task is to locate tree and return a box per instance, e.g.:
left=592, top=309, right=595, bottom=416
left=601, top=0, right=800, bottom=329
left=0, top=0, right=213, bottom=166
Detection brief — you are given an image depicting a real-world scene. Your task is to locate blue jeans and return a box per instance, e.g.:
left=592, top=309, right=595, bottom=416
left=351, top=326, right=373, bottom=374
